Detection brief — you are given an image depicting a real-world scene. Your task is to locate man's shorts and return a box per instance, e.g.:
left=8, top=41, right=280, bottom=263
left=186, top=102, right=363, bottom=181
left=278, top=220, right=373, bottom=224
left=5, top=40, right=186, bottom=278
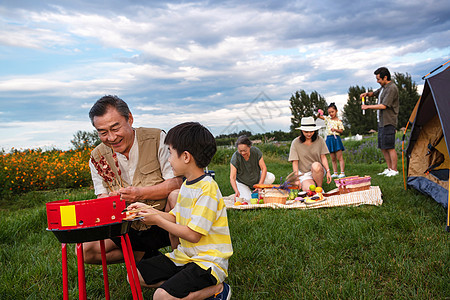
left=378, top=125, right=396, bottom=150
left=111, top=225, right=171, bottom=258
left=137, top=253, right=217, bottom=298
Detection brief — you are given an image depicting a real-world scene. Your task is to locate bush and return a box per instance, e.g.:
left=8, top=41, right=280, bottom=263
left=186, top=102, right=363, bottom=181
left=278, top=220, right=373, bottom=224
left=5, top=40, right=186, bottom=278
left=0, top=147, right=93, bottom=195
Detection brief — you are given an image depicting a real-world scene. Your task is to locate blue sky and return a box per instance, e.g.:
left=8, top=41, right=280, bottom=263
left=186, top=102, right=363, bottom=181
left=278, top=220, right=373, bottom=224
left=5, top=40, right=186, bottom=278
left=1, top=0, right=449, bottom=150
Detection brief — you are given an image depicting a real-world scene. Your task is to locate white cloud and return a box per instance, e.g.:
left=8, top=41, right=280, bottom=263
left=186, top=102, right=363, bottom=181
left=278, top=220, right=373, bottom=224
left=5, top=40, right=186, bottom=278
left=0, top=1, right=448, bottom=150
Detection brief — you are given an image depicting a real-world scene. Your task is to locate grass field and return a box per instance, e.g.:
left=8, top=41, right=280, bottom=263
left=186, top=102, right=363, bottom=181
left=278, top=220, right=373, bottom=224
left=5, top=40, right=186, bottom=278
left=0, top=155, right=449, bottom=299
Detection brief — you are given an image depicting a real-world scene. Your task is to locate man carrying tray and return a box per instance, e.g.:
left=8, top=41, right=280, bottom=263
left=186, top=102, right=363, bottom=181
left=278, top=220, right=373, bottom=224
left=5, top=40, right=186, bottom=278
left=82, top=95, right=182, bottom=264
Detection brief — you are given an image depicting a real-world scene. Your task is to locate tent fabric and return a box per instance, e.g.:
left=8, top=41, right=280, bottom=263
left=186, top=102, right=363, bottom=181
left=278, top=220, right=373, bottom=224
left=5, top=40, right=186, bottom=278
left=405, top=66, right=450, bottom=216
left=407, top=177, right=448, bottom=208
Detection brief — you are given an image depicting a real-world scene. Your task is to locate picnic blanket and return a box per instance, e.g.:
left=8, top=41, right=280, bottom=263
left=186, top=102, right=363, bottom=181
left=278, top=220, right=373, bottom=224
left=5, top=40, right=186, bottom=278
left=224, top=186, right=382, bottom=210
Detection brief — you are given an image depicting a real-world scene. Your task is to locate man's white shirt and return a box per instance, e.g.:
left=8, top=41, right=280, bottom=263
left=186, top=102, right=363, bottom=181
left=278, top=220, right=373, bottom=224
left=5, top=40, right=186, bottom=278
left=89, top=130, right=174, bottom=195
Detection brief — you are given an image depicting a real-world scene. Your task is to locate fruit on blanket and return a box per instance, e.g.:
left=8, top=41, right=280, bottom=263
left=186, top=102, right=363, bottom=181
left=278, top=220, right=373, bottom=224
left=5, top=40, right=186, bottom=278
left=306, top=190, right=316, bottom=197
left=289, top=189, right=297, bottom=200
left=242, top=202, right=248, bottom=205
left=250, top=198, right=258, bottom=204
left=309, top=184, right=316, bottom=191
left=234, top=201, right=242, bottom=206
left=258, top=199, right=264, bottom=204
left=315, top=187, right=323, bottom=193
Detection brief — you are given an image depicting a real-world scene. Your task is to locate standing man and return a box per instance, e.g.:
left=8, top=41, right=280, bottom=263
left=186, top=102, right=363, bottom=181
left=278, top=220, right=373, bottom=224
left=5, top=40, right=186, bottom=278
left=361, top=67, right=399, bottom=177
left=83, top=95, right=182, bottom=264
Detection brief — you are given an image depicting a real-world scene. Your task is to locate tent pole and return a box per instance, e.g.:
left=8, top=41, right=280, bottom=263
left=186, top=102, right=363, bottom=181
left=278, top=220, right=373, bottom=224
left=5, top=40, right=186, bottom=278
left=401, top=121, right=410, bottom=190
left=447, top=180, right=450, bottom=232
left=422, top=60, right=450, bottom=80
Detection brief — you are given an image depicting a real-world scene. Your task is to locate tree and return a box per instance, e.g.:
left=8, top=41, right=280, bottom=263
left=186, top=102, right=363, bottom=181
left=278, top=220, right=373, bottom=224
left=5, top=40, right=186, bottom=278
left=342, top=86, right=378, bottom=135
left=394, top=72, right=420, bottom=129
left=70, top=130, right=101, bottom=150
left=289, top=90, right=328, bottom=131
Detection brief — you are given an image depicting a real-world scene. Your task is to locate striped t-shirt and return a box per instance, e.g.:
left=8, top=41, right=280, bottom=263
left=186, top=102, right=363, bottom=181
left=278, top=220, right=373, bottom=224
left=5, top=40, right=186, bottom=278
left=166, top=174, right=233, bottom=283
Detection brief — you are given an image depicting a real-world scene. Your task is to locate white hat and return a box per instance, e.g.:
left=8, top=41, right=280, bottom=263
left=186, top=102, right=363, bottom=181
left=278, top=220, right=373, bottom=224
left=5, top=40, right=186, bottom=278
left=295, top=116, right=322, bottom=131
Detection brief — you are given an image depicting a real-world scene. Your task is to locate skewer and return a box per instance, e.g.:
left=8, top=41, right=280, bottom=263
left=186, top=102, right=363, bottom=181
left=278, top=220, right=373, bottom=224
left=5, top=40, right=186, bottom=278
left=121, top=203, right=160, bottom=213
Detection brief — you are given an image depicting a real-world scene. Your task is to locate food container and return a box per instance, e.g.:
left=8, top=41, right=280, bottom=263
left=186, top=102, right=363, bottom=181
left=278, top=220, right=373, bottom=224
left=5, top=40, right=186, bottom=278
left=334, top=176, right=371, bottom=194
left=261, top=189, right=289, bottom=204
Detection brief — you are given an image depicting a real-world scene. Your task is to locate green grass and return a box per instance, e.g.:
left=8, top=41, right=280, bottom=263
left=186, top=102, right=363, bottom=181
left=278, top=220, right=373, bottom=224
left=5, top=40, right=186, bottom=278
left=1, top=159, right=449, bottom=299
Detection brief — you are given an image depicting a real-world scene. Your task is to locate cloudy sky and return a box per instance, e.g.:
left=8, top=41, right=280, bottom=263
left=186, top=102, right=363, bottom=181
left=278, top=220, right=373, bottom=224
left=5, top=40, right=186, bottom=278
left=1, top=0, right=449, bottom=150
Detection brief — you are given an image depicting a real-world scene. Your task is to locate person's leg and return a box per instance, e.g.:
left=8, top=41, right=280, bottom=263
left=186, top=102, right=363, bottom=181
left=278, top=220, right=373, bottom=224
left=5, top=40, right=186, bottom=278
left=330, top=152, right=338, bottom=174
left=336, top=150, right=345, bottom=174
left=263, top=172, right=275, bottom=184
left=299, top=172, right=313, bottom=191
left=153, top=283, right=224, bottom=300
left=311, top=162, right=325, bottom=187
left=165, top=189, right=180, bottom=212
left=387, top=148, right=398, bottom=171
left=380, top=125, right=397, bottom=171
left=235, top=181, right=252, bottom=200
left=381, top=149, right=392, bottom=170
left=82, top=238, right=142, bottom=264
left=148, top=261, right=218, bottom=299
left=301, top=179, right=315, bottom=191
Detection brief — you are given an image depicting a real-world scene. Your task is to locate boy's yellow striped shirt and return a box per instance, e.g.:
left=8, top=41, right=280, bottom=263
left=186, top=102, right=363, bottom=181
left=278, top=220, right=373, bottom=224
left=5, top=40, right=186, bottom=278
left=167, top=175, right=233, bottom=283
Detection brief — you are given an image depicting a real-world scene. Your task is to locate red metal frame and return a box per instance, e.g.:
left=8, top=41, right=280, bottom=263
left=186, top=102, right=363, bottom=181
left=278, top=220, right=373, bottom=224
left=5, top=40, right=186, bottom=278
left=48, top=196, right=143, bottom=299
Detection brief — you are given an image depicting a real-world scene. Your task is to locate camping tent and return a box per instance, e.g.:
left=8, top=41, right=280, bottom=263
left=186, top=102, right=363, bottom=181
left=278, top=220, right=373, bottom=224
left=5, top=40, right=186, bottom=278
left=404, top=64, right=450, bottom=232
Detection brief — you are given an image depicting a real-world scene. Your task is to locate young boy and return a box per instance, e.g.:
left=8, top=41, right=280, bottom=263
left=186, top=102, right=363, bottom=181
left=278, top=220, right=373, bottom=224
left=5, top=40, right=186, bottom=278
left=128, top=122, right=233, bottom=300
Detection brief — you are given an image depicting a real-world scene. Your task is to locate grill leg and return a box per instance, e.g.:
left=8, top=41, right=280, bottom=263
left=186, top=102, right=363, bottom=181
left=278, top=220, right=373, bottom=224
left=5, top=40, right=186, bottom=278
left=99, top=240, right=110, bottom=300
left=120, top=235, right=142, bottom=300
left=76, top=243, right=87, bottom=300
left=125, top=234, right=143, bottom=300
left=62, top=243, right=69, bottom=300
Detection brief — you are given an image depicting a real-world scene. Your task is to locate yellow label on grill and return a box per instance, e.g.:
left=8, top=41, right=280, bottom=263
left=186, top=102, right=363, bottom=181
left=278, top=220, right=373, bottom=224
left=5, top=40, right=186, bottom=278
left=60, top=205, right=77, bottom=227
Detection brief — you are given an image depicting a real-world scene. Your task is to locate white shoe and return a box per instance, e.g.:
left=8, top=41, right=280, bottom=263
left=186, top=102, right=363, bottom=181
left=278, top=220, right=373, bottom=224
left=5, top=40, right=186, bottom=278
left=338, top=173, right=346, bottom=178
left=386, top=169, right=399, bottom=177
left=331, top=173, right=339, bottom=178
left=378, top=168, right=390, bottom=175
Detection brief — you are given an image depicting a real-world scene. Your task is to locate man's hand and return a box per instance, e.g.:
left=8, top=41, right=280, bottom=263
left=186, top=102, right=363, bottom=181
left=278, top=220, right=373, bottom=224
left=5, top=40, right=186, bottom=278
left=360, top=92, right=369, bottom=98
left=118, top=186, right=143, bottom=204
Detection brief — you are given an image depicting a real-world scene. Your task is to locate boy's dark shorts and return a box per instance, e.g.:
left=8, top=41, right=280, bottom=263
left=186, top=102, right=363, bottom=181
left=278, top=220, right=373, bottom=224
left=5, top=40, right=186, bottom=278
left=378, top=125, right=396, bottom=150
left=137, top=253, right=217, bottom=298
left=111, top=225, right=170, bottom=258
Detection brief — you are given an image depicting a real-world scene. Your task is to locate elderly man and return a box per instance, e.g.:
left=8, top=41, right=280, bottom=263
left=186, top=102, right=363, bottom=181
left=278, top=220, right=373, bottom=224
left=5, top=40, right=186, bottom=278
left=83, top=95, right=182, bottom=264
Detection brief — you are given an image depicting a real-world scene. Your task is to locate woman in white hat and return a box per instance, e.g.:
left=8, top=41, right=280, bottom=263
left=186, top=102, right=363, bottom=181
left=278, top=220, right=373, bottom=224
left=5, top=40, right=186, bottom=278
left=288, top=116, right=332, bottom=191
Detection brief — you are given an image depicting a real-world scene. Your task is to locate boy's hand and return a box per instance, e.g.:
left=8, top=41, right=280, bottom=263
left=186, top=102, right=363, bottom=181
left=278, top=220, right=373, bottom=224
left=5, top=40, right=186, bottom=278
left=127, top=202, right=148, bottom=211
left=137, top=206, right=162, bottom=225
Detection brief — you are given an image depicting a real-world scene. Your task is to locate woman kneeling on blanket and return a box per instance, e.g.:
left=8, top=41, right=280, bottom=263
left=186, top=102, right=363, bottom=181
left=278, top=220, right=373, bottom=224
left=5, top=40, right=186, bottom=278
left=230, top=135, right=275, bottom=201
left=289, top=117, right=332, bottom=192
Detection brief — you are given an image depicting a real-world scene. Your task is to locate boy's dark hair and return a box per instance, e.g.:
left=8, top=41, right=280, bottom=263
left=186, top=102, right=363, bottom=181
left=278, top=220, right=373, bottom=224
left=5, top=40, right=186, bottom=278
left=236, top=135, right=252, bottom=147
left=89, top=95, right=131, bottom=125
left=374, top=67, right=391, bottom=81
left=165, top=122, right=217, bottom=168
left=299, top=131, right=318, bottom=143
left=328, top=102, right=338, bottom=111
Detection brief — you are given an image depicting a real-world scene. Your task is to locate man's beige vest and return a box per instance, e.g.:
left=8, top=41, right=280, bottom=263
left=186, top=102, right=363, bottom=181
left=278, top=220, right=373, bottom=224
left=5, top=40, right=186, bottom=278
left=91, top=128, right=166, bottom=230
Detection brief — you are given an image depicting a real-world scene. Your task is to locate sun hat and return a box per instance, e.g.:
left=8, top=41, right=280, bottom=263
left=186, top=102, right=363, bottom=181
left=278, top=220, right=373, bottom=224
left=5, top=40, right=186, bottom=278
left=295, top=116, right=322, bottom=131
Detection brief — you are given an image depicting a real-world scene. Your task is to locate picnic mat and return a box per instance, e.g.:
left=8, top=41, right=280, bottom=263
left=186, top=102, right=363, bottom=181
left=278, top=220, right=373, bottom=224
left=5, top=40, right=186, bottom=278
left=224, top=186, right=382, bottom=210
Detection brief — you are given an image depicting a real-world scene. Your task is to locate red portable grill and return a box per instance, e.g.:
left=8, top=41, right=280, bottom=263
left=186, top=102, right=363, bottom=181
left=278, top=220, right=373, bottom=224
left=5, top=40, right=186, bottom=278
left=46, top=196, right=143, bottom=300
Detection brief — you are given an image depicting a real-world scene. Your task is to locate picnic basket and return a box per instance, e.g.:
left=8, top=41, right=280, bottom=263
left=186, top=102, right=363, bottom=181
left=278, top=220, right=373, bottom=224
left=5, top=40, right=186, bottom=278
left=261, top=189, right=289, bottom=204
left=334, top=176, right=371, bottom=194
